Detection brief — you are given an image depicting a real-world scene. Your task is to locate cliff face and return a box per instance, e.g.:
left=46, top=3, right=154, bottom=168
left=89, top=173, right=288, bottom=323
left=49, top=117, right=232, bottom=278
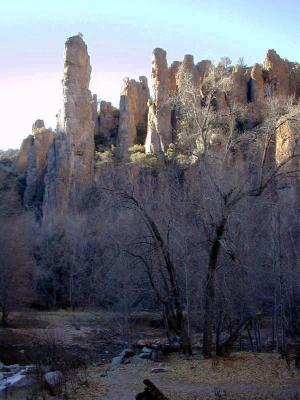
left=24, top=122, right=54, bottom=210
left=95, top=101, right=119, bottom=146
left=276, top=112, right=300, bottom=178
left=17, top=135, right=34, bottom=175
left=16, top=120, right=54, bottom=214
left=44, top=35, right=95, bottom=216
left=263, top=49, right=291, bottom=97
left=275, top=112, right=300, bottom=267
left=117, top=77, right=149, bottom=158
left=13, top=36, right=300, bottom=219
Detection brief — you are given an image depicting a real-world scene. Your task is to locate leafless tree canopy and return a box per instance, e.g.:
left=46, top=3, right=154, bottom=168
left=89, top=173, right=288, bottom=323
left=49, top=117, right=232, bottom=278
left=1, top=60, right=300, bottom=361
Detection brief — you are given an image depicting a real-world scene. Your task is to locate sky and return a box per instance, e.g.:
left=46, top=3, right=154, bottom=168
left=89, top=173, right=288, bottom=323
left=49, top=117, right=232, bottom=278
left=0, top=0, right=299, bottom=149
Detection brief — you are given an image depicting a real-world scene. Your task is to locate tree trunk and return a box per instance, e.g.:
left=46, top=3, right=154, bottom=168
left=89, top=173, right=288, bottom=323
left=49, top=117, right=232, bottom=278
left=1, top=307, right=9, bottom=326
left=140, top=207, right=192, bottom=354
left=216, top=310, right=224, bottom=355
left=202, top=219, right=226, bottom=358
left=247, top=326, right=254, bottom=352
left=217, top=316, right=253, bottom=357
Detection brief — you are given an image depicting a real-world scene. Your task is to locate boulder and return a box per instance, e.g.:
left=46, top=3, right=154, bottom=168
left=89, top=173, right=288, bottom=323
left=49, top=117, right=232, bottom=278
left=150, top=367, right=168, bottom=373
left=150, top=350, right=163, bottom=362
left=120, top=348, right=134, bottom=358
left=142, top=347, right=152, bottom=354
left=140, top=352, right=151, bottom=359
left=111, top=355, right=124, bottom=366
left=111, top=348, right=134, bottom=366
left=44, top=370, right=64, bottom=394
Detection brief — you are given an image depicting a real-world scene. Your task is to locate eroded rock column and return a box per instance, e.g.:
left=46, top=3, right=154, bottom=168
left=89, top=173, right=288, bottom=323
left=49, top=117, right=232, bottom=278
left=117, top=76, right=149, bottom=158
left=263, top=49, right=291, bottom=97
left=24, top=120, right=54, bottom=210
left=250, top=63, right=265, bottom=103
left=44, top=35, right=95, bottom=215
left=145, top=48, right=172, bottom=154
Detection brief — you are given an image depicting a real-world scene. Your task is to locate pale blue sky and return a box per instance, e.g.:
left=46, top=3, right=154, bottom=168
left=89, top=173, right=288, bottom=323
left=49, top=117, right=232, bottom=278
left=1, top=0, right=299, bottom=149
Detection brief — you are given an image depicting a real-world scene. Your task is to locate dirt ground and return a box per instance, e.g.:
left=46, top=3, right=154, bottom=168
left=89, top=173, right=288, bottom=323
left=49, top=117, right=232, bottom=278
left=71, top=353, right=300, bottom=400
left=0, top=310, right=125, bottom=365
left=1, top=311, right=299, bottom=399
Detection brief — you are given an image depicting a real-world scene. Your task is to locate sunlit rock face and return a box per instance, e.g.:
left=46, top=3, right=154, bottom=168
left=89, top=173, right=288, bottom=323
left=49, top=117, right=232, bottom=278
left=295, top=67, right=300, bottom=98
left=275, top=112, right=300, bottom=266
left=196, top=60, right=212, bottom=83
left=24, top=122, right=54, bottom=210
left=145, top=48, right=172, bottom=154
left=250, top=63, right=265, bottom=103
left=231, top=65, right=248, bottom=104
left=11, top=37, right=300, bottom=222
left=178, top=55, right=199, bottom=90
left=276, top=112, right=300, bottom=170
left=97, top=101, right=119, bottom=142
left=17, top=135, right=34, bottom=175
left=263, top=49, right=291, bottom=97
left=32, top=119, right=45, bottom=133
left=169, top=61, right=181, bottom=95
left=117, top=76, right=149, bottom=158
left=15, top=120, right=54, bottom=215
left=275, top=112, right=300, bottom=209
left=44, top=35, right=95, bottom=216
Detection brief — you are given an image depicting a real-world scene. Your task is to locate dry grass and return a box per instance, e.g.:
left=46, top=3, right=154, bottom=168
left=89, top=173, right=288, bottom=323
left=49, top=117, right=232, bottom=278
left=164, top=352, right=299, bottom=387
left=79, top=352, right=300, bottom=400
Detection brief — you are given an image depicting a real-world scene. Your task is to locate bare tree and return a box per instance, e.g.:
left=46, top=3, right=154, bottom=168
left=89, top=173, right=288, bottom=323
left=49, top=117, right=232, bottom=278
left=0, top=214, right=36, bottom=325
left=172, top=63, right=300, bottom=357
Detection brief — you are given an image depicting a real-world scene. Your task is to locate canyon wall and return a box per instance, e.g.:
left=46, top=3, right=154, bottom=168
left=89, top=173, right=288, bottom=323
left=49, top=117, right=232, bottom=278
left=15, top=36, right=300, bottom=219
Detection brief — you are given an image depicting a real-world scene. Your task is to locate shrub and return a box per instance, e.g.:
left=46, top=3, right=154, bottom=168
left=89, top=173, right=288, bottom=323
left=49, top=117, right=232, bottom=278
left=165, top=143, right=176, bottom=160
left=129, top=144, right=145, bottom=154
left=129, top=152, right=157, bottom=168
left=95, top=150, right=114, bottom=164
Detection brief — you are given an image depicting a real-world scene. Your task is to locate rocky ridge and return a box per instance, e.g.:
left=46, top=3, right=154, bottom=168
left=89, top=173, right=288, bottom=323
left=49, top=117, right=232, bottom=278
left=13, top=35, right=300, bottom=217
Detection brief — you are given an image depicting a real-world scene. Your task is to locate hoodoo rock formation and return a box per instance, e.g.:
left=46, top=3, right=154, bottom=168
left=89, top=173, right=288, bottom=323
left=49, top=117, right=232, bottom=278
left=250, top=64, right=265, bottom=103
left=178, top=54, right=198, bottom=90
left=145, top=48, right=172, bottom=154
left=16, top=120, right=54, bottom=212
left=263, top=49, right=291, bottom=97
left=96, top=101, right=119, bottom=145
left=117, top=76, right=149, bottom=158
left=231, top=65, right=249, bottom=104
left=44, top=35, right=95, bottom=216
left=24, top=121, right=54, bottom=209
left=15, top=35, right=300, bottom=219
left=169, top=61, right=181, bottom=95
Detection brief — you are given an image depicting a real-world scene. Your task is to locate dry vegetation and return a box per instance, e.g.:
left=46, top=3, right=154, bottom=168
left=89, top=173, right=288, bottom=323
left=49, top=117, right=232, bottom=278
left=1, top=60, right=300, bottom=400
